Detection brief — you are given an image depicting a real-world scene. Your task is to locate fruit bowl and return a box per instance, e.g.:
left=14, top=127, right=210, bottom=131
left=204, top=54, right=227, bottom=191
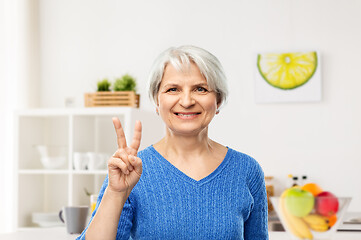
left=271, top=195, right=351, bottom=240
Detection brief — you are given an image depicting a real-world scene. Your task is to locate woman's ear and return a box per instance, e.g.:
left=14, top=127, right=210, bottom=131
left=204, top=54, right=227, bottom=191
left=216, top=93, right=222, bottom=109
left=216, top=100, right=221, bottom=115
left=155, top=90, right=160, bottom=114
left=156, top=98, right=160, bottom=114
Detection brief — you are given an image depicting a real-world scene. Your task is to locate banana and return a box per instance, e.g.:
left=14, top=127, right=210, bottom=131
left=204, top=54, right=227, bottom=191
left=279, top=192, right=313, bottom=239
left=302, top=214, right=330, bottom=232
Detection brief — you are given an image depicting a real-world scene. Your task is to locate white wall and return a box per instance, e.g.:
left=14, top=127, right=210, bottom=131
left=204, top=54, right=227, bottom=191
left=36, top=0, right=361, bottom=212
left=0, top=0, right=41, bottom=233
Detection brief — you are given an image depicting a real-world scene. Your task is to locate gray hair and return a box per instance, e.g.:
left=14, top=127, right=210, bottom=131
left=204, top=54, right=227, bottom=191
left=147, top=45, right=228, bottom=109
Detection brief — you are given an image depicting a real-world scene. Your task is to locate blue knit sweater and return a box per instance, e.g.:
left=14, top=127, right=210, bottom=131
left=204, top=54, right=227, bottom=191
left=77, top=146, right=268, bottom=239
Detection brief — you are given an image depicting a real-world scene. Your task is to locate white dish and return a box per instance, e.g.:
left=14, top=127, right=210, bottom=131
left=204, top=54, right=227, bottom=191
left=35, top=145, right=67, bottom=169
left=32, top=212, right=63, bottom=228
left=40, top=156, right=66, bottom=169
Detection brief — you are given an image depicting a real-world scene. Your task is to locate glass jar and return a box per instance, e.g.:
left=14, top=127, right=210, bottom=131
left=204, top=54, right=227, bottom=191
left=265, top=176, right=274, bottom=213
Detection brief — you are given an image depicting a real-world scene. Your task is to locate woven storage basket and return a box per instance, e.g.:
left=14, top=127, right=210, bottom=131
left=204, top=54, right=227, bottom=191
left=84, top=91, right=140, bottom=108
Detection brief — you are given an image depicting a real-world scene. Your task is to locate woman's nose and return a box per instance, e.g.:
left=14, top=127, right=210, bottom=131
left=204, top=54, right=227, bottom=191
left=179, top=92, right=195, bottom=108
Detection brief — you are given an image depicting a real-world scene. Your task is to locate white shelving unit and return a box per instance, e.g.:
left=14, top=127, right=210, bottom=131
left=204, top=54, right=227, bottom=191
left=14, top=107, right=164, bottom=229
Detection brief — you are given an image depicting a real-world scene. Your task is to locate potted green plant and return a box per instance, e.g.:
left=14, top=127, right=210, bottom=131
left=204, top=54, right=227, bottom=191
left=97, top=78, right=111, bottom=91
left=85, top=75, right=139, bottom=108
left=113, top=74, right=137, bottom=92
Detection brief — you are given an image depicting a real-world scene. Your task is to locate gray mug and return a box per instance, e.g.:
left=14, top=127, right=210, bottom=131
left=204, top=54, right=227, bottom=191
left=59, top=206, right=89, bottom=234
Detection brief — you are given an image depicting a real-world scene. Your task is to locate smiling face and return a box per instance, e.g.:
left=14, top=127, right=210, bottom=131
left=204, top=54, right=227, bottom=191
left=157, top=62, right=219, bottom=137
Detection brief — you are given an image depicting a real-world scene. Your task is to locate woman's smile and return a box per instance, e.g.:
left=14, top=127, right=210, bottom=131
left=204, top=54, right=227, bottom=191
left=174, top=112, right=201, bottom=120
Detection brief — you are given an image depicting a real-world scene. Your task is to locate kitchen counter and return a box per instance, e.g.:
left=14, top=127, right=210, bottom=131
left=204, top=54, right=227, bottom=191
left=270, top=231, right=361, bottom=239
left=0, top=228, right=361, bottom=240
left=0, top=227, right=79, bottom=240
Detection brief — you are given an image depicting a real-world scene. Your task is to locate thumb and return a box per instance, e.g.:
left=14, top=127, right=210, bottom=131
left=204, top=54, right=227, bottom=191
left=129, top=155, right=142, bottom=175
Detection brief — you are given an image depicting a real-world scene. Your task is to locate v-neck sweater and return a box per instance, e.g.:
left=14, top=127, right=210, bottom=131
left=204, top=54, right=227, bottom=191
left=77, top=146, right=269, bottom=240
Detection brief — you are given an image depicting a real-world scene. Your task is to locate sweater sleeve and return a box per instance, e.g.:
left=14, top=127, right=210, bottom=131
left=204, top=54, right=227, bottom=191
left=76, top=175, right=134, bottom=240
left=243, top=157, right=269, bottom=240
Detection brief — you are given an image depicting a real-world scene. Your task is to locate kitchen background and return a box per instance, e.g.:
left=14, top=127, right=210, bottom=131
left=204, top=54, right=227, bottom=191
left=1, top=0, right=361, bottom=234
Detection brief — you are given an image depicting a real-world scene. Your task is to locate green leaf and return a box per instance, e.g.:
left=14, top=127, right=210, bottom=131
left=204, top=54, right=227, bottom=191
left=113, top=74, right=137, bottom=91
left=97, top=78, right=111, bottom=91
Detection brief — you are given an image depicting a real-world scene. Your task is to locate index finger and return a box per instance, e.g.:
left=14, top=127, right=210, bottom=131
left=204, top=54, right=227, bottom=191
left=112, top=117, right=127, bottom=149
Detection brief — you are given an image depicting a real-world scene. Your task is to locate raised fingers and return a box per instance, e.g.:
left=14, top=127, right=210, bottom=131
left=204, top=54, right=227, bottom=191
left=112, top=117, right=127, bottom=149
left=130, top=120, right=142, bottom=152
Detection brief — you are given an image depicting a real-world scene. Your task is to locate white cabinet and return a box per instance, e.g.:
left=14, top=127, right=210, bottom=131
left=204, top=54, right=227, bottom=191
left=14, top=107, right=164, bottom=229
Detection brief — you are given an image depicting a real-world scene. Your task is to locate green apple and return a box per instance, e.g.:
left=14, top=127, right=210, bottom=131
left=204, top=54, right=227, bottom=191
left=284, top=187, right=315, bottom=217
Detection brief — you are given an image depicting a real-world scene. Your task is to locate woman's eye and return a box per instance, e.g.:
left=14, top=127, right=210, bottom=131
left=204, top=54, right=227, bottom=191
left=166, top=88, right=177, bottom=92
left=196, top=87, right=208, bottom=92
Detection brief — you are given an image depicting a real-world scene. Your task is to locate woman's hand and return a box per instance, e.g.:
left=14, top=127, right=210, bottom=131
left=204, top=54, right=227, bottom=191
left=85, top=118, right=142, bottom=239
left=107, top=117, right=142, bottom=194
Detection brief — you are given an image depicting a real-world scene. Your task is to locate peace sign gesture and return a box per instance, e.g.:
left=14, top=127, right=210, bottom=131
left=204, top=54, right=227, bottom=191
left=107, top=117, right=143, bottom=194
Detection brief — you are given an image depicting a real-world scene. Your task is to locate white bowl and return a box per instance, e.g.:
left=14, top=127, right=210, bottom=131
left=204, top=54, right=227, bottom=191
left=32, top=212, right=63, bottom=227
left=40, top=156, right=66, bottom=169
left=35, top=145, right=67, bottom=169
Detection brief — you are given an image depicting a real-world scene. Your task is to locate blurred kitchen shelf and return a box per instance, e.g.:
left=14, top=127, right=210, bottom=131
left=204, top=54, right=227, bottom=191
left=72, top=170, right=108, bottom=175
left=14, top=107, right=165, bottom=229
left=18, top=169, right=69, bottom=174
left=19, top=170, right=108, bottom=175
left=338, top=212, right=361, bottom=231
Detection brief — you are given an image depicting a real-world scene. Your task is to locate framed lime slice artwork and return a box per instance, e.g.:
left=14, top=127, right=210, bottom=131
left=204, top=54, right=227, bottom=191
left=257, top=52, right=318, bottom=90
left=255, top=51, right=321, bottom=103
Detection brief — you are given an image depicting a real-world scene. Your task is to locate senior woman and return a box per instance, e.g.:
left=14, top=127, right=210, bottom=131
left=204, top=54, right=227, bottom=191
left=77, top=45, right=268, bottom=240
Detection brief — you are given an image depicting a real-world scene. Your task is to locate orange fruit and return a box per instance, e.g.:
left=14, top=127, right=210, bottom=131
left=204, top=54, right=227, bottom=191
left=327, top=214, right=338, bottom=227
left=301, top=183, right=323, bottom=196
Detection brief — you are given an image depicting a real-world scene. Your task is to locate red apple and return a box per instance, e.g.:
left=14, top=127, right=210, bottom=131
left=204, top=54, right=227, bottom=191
left=315, top=191, right=339, bottom=217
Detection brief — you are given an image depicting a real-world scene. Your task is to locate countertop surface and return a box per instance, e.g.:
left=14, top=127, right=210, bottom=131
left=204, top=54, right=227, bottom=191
left=0, top=227, right=361, bottom=240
